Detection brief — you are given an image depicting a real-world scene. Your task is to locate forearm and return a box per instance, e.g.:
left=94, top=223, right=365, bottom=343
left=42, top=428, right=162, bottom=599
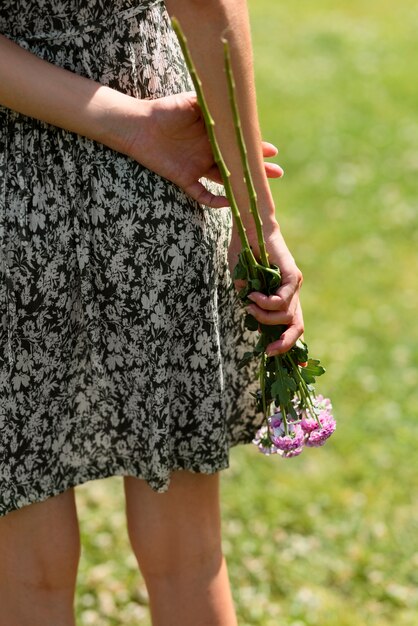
left=0, top=33, right=146, bottom=154
left=164, top=0, right=277, bottom=232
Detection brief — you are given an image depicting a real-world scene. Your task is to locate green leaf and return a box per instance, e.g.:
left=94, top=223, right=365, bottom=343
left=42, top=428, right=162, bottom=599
left=233, top=257, right=248, bottom=281
left=238, top=286, right=250, bottom=301
left=238, top=351, right=254, bottom=369
left=248, top=278, right=262, bottom=291
left=254, top=334, right=269, bottom=354
left=244, top=314, right=259, bottom=331
left=256, top=264, right=281, bottom=295
left=284, top=374, right=297, bottom=392
left=290, top=339, right=309, bottom=364
left=305, top=359, right=326, bottom=377
left=287, top=403, right=298, bottom=421
left=260, top=323, right=286, bottom=342
left=271, top=377, right=290, bottom=405
left=300, top=359, right=326, bottom=384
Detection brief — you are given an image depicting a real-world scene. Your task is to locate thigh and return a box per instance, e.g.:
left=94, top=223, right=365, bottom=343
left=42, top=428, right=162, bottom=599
left=0, top=489, right=80, bottom=590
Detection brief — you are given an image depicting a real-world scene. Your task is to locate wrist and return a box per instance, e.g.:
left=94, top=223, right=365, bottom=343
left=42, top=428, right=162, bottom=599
left=229, top=168, right=277, bottom=231
left=90, top=86, right=151, bottom=157
left=231, top=212, right=280, bottom=250
left=241, top=206, right=279, bottom=244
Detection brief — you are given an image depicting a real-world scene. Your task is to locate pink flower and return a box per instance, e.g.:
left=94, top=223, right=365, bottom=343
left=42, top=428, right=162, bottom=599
left=280, top=446, right=304, bottom=458
left=253, top=395, right=335, bottom=458
left=300, top=413, right=319, bottom=434
left=268, top=415, right=304, bottom=452
left=316, top=395, right=333, bottom=410
left=304, top=404, right=336, bottom=447
left=253, top=425, right=278, bottom=455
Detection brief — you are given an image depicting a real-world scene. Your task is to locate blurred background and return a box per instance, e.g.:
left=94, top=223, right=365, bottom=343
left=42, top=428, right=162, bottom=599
left=75, top=1, right=418, bottom=624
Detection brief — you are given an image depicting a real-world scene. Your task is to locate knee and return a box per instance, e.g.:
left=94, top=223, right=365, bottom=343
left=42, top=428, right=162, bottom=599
left=127, top=516, right=223, bottom=581
left=124, top=473, right=224, bottom=582
left=30, top=536, right=81, bottom=593
left=0, top=535, right=80, bottom=626
left=1, top=540, right=81, bottom=597
left=0, top=515, right=81, bottom=595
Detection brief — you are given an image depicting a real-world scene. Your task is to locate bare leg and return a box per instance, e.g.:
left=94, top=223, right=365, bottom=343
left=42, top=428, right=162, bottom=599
left=124, top=472, right=238, bottom=626
left=0, top=490, right=80, bottom=626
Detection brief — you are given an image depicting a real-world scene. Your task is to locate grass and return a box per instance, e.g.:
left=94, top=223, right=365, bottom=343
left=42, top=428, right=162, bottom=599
left=75, top=1, right=418, bottom=624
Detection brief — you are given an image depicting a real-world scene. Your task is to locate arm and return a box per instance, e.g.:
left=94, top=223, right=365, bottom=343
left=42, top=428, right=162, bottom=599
left=165, top=0, right=273, bottom=226
left=0, top=33, right=232, bottom=207
left=0, top=33, right=139, bottom=154
left=164, top=0, right=304, bottom=352
left=0, top=32, right=281, bottom=207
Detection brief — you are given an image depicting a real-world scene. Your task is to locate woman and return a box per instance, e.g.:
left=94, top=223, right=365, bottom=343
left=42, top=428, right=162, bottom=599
left=0, top=0, right=303, bottom=624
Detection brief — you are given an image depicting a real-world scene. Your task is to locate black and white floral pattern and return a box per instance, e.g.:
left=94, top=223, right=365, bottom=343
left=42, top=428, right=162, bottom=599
left=0, top=0, right=262, bottom=516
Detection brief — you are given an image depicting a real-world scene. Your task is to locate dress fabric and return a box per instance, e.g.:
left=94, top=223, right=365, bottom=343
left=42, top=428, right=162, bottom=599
left=0, top=0, right=261, bottom=517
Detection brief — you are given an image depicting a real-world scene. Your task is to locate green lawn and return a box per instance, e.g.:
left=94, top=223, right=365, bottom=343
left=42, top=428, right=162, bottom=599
left=75, top=1, right=418, bottom=624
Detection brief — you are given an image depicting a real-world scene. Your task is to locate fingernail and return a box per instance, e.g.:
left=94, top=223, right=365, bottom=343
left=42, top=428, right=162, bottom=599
left=247, top=293, right=256, bottom=302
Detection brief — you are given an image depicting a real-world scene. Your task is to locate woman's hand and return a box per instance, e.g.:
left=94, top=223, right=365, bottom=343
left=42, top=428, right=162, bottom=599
left=125, top=92, right=283, bottom=207
left=228, top=221, right=304, bottom=356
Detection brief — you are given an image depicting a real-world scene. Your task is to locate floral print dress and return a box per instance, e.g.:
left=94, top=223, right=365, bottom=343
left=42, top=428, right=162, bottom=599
left=0, top=0, right=261, bottom=516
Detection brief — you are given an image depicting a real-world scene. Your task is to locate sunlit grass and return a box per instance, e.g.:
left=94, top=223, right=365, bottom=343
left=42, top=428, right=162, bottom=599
left=75, top=2, right=418, bottom=624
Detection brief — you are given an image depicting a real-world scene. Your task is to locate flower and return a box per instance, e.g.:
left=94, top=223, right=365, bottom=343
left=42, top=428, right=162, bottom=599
left=252, top=396, right=336, bottom=458
left=315, top=395, right=333, bottom=411
left=253, top=425, right=278, bottom=455
left=268, top=415, right=304, bottom=452
left=305, top=412, right=336, bottom=447
left=280, top=446, right=304, bottom=458
left=301, top=397, right=336, bottom=447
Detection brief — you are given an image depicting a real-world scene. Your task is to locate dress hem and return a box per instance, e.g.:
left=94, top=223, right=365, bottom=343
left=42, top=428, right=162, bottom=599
left=0, top=446, right=253, bottom=517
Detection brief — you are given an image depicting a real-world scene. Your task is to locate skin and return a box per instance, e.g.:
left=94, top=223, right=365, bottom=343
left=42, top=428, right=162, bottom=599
left=0, top=1, right=304, bottom=624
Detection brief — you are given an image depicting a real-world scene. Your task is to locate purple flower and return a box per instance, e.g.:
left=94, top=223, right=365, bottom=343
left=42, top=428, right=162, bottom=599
left=280, top=446, right=304, bottom=458
left=316, top=395, right=333, bottom=410
left=300, top=413, right=319, bottom=434
left=305, top=414, right=336, bottom=447
left=253, top=395, right=335, bottom=458
left=303, top=398, right=336, bottom=447
left=252, top=425, right=277, bottom=455
left=268, top=415, right=304, bottom=452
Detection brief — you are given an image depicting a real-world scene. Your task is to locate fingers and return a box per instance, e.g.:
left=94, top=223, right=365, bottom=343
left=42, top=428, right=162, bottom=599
left=265, top=302, right=305, bottom=355
left=274, top=268, right=303, bottom=310
left=265, top=162, right=283, bottom=178
left=246, top=288, right=303, bottom=355
left=247, top=265, right=302, bottom=314
left=184, top=180, right=228, bottom=208
left=246, top=295, right=304, bottom=355
left=247, top=292, right=284, bottom=312
left=261, top=142, right=283, bottom=178
left=246, top=286, right=299, bottom=327
left=206, top=161, right=283, bottom=183
left=244, top=261, right=304, bottom=354
left=262, top=141, right=278, bottom=157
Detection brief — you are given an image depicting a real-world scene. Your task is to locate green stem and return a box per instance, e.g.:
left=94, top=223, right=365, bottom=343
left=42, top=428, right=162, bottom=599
left=260, top=353, right=268, bottom=421
left=172, top=18, right=257, bottom=273
left=274, top=356, right=289, bottom=435
left=223, top=39, right=270, bottom=268
left=286, top=354, right=318, bottom=422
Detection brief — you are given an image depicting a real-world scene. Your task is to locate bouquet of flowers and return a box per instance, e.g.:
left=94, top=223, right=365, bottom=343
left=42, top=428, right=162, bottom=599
left=173, top=20, right=335, bottom=457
